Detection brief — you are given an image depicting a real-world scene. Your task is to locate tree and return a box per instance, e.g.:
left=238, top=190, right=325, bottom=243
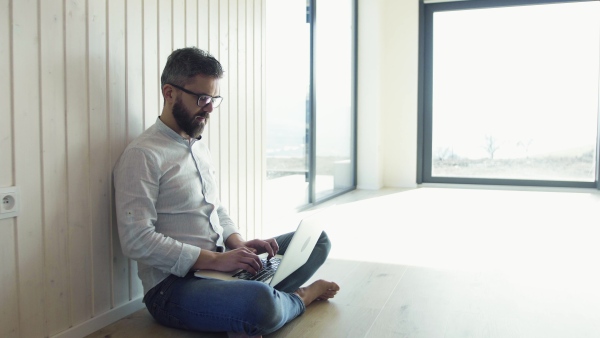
left=484, top=135, right=500, bottom=159
left=517, top=138, right=533, bottom=158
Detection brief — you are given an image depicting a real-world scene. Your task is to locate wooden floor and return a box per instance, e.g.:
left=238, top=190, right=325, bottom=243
left=87, top=187, right=600, bottom=338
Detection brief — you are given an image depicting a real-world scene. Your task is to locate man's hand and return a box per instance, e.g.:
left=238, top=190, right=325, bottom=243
left=194, top=247, right=263, bottom=274
left=225, top=233, right=279, bottom=259
left=243, top=238, right=279, bottom=259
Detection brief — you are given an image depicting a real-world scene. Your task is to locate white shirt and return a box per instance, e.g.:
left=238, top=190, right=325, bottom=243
left=113, top=117, right=239, bottom=295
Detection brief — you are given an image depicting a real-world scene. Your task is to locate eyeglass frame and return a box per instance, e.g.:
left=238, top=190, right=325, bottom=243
left=167, top=83, right=223, bottom=108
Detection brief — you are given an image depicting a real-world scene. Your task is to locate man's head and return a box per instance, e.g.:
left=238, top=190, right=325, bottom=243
left=161, top=47, right=223, bottom=87
left=160, top=47, right=224, bottom=139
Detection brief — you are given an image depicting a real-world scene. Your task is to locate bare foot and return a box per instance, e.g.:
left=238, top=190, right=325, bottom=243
left=294, top=279, right=340, bottom=307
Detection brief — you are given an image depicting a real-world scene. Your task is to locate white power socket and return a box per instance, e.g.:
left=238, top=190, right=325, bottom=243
left=0, top=186, right=20, bottom=220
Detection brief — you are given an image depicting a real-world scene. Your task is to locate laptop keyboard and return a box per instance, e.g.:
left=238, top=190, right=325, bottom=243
left=232, top=257, right=282, bottom=282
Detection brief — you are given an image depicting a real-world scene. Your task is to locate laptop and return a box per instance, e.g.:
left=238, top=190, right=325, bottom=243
left=194, top=213, right=325, bottom=287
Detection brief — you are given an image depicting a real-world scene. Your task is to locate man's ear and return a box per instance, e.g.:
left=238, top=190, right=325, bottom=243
left=162, top=84, right=175, bottom=103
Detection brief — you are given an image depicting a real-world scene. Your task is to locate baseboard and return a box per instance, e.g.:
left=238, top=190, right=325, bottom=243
left=51, top=297, right=145, bottom=338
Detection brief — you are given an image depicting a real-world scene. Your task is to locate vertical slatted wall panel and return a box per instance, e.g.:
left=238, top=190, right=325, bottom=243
left=88, top=0, right=112, bottom=317
left=126, top=0, right=145, bottom=300
left=0, top=0, right=265, bottom=336
left=228, top=0, right=240, bottom=232
left=246, top=0, right=256, bottom=240
left=66, top=0, right=93, bottom=325
left=40, top=0, right=70, bottom=334
left=208, top=0, right=220, bottom=170
left=0, top=0, right=18, bottom=336
left=219, top=1, right=231, bottom=220
left=108, top=0, right=129, bottom=308
left=255, top=0, right=265, bottom=239
left=173, top=0, right=186, bottom=49
left=13, top=0, right=45, bottom=336
left=237, top=0, right=248, bottom=239
left=186, top=0, right=198, bottom=47
left=143, top=0, right=160, bottom=129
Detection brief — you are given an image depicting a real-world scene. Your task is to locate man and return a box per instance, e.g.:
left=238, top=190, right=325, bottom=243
left=113, top=47, right=339, bottom=337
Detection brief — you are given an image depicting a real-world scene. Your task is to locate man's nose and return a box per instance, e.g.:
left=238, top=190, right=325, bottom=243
left=203, top=102, right=214, bottom=113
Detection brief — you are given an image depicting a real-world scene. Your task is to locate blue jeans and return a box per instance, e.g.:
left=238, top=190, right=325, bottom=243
left=143, top=231, right=331, bottom=335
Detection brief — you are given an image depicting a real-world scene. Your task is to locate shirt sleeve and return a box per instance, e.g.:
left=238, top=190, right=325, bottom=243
left=217, top=205, right=241, bottom=243
left=113, top=148, right=200, bottom=277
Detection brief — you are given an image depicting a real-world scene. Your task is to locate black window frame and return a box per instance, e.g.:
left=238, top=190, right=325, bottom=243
left=417, top=0, right=600, bottom=189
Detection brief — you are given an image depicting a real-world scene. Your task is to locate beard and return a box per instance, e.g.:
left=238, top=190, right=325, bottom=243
left=172, top=99, right=208, bottom=139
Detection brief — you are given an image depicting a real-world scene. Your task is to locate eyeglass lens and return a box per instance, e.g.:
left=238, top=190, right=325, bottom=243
left=199, top=96, right=223, bottom=108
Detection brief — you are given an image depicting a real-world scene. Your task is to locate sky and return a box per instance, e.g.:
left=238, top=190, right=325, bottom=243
left=432, top=1, right=600, bottom=160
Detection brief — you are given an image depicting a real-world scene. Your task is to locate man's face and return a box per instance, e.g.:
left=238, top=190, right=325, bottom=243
left=171, top=75, right=219, bottom=139
left=172, top=97, right=207, bottom=139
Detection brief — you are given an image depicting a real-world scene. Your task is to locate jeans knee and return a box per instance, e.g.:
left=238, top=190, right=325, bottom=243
left=314, top=231, right=331, bottom=261
left=246, top=283, right=287, bottom=333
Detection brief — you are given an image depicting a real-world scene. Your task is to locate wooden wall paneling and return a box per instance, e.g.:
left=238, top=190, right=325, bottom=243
left=87, top=0, right=110, bottom=317
left=245, top=0, right=256, bottom=239
left=158, top=0, right=172, bottom=89
left=65, top=0, right=93, bottom=325
left=197, top=0, right=209, bottom=49
left=88, top=0, right=112, bottom=317
left=12, top=0, right=46, bottom=336
left=143, top=0, right=159, bottom=128
left=126, top=0, right=145, bottom=300
left=254, top=0, right=267, bottom=237
left=236, top=0, right=248, bottom=239
left=0, top=0, right=19, bottom=336
left=126, top=0, right=144, bottom=143
left=219, top=0, right=230, bottom=218
left=227, top=0, right=239, bottom=229
left=172, top=0, right=186, bottom=50
left=108, top=0, right=130, bottom=307
left=207, top=0, right=220, bottom=172
left=0, top=2, right=11, bottom=183
left=186, top=0, right=198, bottom=47
left=0, top=214, right=18, bottom=338
left=40, top=0, right=71, bottom=333
left=254, top=0, right=264, bottom=239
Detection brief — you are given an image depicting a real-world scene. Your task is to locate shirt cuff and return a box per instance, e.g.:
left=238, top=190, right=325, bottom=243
left=170, top=243, right=201, bottom=276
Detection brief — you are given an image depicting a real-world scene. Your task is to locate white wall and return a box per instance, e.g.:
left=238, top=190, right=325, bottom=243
left=0, top=1, right=265, bottom=337
left=357, top=0, right=420, bottom=189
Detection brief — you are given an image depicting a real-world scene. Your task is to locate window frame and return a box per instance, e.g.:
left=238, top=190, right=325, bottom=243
left=417, top=0, right=600, bottom=189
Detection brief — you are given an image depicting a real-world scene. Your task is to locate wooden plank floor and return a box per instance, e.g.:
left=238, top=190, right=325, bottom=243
left=87, top=187, right=600, bottom=338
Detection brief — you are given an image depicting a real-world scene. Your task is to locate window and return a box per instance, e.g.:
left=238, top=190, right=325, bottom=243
left=418, top=0, right=600, bottom=188
left=265, top=0, right=357, bottom=212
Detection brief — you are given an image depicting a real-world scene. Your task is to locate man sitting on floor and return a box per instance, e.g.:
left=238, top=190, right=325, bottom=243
left=113, top=46, right=339, bottom=338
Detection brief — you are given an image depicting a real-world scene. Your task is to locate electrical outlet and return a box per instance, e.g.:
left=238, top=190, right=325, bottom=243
left=0, top=187, right=20, bottom=220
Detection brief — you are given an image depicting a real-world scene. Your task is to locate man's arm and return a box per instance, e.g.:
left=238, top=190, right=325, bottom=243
left=114, top=148, right=200, bottom=277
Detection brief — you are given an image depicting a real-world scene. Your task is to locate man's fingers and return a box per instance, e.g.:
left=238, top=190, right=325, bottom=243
left=239, top=251, right=262, bottom=273
left=270, top=239, right=279, bottom=255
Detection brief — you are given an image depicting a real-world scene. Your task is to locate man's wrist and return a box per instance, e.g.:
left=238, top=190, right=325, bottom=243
left=192, top=249, right=218, bottom=270
left=225, top=233, right=245, bottom=249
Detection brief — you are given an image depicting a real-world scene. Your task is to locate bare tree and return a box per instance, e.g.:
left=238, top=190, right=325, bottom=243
left=517, top=138, right=533, bottom=158
left=434, top=146, right=454, bottom=161
left=484, top=135, right=500, bottom=159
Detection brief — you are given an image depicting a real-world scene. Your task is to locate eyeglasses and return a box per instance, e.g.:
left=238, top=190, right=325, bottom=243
left=168, top=83, right=223, bottom=108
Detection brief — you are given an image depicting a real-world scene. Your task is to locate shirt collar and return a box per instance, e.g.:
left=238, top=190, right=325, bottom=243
left=156, top=117, right=202, bottom=145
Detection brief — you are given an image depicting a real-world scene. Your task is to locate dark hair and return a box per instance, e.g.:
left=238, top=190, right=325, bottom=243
left=160, top=47, right=224, bottom=87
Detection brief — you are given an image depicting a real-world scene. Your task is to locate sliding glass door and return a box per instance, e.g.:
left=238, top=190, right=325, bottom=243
left=266, top=0, right=357, bottom=212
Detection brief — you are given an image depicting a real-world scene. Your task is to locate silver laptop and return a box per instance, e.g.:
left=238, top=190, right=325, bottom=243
left=194, top=213, right=325, bottom=286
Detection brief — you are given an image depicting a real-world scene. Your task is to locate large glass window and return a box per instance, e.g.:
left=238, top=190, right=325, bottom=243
left=265, top=0, right=311, bottom=209
left=419, top=0, right=600, bottom=188
left=266, top=0, right=357, bottom=214
left=314, top=0, right=356, bottom=199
